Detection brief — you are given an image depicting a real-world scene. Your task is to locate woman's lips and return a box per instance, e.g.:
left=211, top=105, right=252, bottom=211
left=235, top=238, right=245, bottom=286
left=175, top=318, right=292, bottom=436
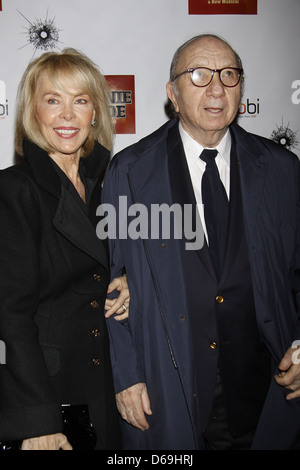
left=54, top=127, right=80, bottom=138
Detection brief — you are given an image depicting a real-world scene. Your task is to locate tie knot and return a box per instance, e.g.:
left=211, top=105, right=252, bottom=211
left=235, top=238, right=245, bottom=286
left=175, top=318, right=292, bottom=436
left=200, top=149, right=218, bottom=164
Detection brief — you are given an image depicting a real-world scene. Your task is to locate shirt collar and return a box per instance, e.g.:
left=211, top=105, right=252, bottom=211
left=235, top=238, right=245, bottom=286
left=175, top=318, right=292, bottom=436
left=178, top=121, right=231, bottom=167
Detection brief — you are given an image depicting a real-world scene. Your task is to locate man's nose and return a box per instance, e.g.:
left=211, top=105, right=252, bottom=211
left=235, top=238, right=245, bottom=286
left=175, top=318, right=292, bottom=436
left=206, top=72, right=225, bottom=96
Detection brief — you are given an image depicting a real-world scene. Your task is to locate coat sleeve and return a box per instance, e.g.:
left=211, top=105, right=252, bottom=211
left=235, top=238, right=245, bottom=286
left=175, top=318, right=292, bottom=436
left=101, top=160, right=146, bottom=394
left=0, top=169, right=62, bottom=441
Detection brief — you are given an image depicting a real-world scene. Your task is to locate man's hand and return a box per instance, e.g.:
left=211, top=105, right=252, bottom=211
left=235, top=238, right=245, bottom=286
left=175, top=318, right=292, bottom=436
left=21, top=433, right=72, bottom=450
left=116, top=382, right=152, bottom=431
left=274, top=343, right=300, bottom=400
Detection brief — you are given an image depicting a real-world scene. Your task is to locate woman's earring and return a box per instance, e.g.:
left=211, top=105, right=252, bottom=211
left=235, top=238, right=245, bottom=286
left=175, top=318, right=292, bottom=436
left=91, top=119, right=95, bottom=127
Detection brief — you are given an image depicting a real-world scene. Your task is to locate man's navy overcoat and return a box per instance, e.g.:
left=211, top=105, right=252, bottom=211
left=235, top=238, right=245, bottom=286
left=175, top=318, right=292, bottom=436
left=102, top=119, right=300, bottom=450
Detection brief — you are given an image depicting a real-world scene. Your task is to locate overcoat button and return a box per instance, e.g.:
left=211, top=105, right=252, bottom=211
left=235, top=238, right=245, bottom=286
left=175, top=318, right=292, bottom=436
left=90, top=300, right=99, bottom=308
left=216, top=295, right=224, bottom=304
left=209, top=341, right=217, bottom=349
left=93, top=274, right=101, bottom=281
left=92, top=358, right=100, bottom=366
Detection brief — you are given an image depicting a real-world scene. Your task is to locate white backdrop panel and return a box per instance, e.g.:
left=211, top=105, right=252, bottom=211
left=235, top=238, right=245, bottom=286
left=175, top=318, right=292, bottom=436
left=0, top=0, right=299, bottom=168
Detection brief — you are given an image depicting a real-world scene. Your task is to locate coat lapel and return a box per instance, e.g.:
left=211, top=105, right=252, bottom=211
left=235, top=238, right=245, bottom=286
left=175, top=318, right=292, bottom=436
left=23, top=140, right=109, bottom=270
left=220, top=125, right=269, bottom=283
left=220, top=135, right=244, bottom=283
left=53, top=186, right=109, bottom=269
left=166, top=123, right=216, bottom=281
left=230, top=124, right=270, bottom=243
left=125, top=121, right=197, bottom=403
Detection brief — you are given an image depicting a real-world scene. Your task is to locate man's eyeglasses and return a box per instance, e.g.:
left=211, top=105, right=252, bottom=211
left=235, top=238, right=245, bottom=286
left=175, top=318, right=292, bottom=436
left=173, top=67, right=243, bottom=88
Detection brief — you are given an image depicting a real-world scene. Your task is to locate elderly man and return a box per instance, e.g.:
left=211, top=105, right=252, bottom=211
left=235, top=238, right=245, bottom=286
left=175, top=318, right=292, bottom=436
left=102, top=34, right=300, bottom=450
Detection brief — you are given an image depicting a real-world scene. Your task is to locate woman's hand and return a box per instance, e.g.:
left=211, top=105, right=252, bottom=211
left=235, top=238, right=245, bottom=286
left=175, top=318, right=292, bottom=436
left=21, top=433, right=72, bottom=450
left=105, top=274, right=130, bottom=321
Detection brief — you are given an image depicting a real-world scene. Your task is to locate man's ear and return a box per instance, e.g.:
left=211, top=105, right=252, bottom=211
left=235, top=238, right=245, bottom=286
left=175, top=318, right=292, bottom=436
left=166, top=81, right=179, bottom=113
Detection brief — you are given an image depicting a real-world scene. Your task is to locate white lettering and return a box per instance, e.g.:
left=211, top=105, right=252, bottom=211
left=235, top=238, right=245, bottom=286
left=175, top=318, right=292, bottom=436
left=291, top=340, right=300, bottom=364
left=0, top=340, right=6, bottom=364
left=96, top=197, right=205, bottom=251
left=107, top=454, right=142, bottom=467
left=291, top=80, right=300, bottom=105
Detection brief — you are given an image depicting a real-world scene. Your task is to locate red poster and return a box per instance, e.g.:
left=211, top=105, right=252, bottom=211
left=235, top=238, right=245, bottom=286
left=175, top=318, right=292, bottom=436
left=189, top=0, right=257, bottom=15
left=105, top=75, right=135, bottom=134
left=0, top=1, right=2, bottom=11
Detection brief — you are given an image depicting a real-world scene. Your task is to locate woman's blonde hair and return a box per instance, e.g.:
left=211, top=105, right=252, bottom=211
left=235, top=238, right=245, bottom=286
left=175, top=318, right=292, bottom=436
left=15, top=48, right=114, bottom=156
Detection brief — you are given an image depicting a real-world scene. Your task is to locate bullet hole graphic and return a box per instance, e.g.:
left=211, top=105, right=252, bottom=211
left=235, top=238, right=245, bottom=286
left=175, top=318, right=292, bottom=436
left=270, top=121, right=299, bottom=151
left=18, top=9, right=62, bottom=54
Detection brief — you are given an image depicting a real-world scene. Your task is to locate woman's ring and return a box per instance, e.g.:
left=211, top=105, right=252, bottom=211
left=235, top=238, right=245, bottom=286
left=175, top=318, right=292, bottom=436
left=122, top=304, right=127, bottom=312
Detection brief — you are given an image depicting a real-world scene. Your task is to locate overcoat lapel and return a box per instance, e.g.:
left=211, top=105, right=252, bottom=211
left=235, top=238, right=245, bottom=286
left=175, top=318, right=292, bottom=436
left=219, top=137, right=243, bottom=284
left=230, top=124, right=270, bottom=244
left=166, top=123, right=217, bottom=282
left=23, top=139, right=109, bottom=271
left=220, top=126, right=269, bottom=283
left=125, top=123, right=196, bottom=376
left=52, top=186, right=109, bottom=270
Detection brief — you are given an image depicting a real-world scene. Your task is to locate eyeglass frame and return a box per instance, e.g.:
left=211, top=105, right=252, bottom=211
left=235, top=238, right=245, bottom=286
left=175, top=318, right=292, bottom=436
left=173, top=67, right=244, bottom=88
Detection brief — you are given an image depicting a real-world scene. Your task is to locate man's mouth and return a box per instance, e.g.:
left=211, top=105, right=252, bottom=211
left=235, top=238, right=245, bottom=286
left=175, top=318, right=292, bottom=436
left=204, top=107, right=223, bottom=114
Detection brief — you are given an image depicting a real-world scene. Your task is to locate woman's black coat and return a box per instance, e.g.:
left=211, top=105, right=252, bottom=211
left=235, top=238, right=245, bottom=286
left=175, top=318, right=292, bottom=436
left=0, top=140, right=121, bottom=449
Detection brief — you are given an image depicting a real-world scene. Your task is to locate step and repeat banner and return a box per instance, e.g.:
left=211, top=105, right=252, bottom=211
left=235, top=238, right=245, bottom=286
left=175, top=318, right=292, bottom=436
left=0, top=0, right=299, bottom=168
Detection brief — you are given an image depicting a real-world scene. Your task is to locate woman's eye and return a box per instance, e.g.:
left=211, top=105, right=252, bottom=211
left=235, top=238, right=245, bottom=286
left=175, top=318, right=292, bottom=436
left=76, top=98, right=88, bottom=104
left=48, top=98, right=58, bottom=104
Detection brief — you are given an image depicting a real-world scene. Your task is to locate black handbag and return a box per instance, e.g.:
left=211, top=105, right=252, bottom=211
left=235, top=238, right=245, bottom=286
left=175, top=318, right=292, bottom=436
left=0, top=404, right=97, bottom=450
left=61, top=404, right=97, bottom=450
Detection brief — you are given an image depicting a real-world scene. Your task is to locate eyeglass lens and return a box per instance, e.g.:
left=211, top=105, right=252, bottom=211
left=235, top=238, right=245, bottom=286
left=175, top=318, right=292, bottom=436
left=191, top=68, right=241, bottom=87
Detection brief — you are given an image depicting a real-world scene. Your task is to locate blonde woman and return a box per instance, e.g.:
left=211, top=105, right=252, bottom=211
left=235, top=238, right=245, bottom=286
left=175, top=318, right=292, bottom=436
left=0, top=49, right=128, bottom=450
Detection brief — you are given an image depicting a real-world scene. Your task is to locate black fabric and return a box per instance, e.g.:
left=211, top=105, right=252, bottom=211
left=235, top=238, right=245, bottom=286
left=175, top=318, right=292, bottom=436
left=200, top=149, right=229, bottom=279
left=203, top=370, right=255, bottom=450
left=0, top=141, right=121, bottom=449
